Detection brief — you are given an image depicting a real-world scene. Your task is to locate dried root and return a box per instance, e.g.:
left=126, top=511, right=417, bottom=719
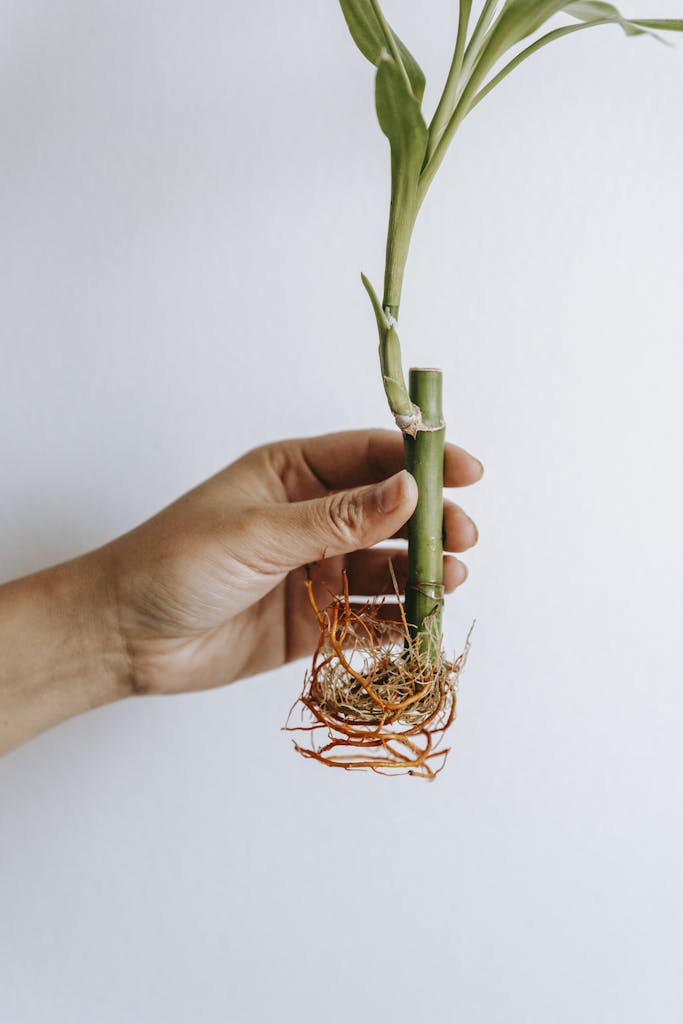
left=284, top=568, right=472, bottom=780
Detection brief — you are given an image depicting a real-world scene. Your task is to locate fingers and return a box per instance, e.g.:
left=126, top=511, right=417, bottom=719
left=307, top=554, right=468, bottom=654
left=266, top=429, right=483, bottom=501
left=262, top=470, right=419, bottom=571
left=347, top=548, right=407, bottom=596
left=392, top=499, right=478, bottom=552
left=444, top=444, right=484, bottom=489
left=443, top=499, right=479, bottom=551
left=345, top=548, right=468, bottom=596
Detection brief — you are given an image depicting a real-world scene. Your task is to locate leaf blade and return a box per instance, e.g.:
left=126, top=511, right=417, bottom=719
left=564, top=2, right=668, bottom=39
left=469, top=21, right=607, bottom=111
left=631, top=18, right=683, bottom=31
left=375, top=54, right=428, bottom=155
left=339, top=0, right=426, bottom=102
left=566, top=1, right=641, bottom=34
left=375, top=54, right=429, bottom=309
left=469, top=4, right=683, bottom=113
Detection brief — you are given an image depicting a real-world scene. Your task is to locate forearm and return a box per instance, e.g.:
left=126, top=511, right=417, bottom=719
left=0, top=552, right=130, bottom=755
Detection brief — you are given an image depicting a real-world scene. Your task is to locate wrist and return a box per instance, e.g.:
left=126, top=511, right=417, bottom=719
left=55, top=549, right=134, bottom=706
left=0, top=551, right=131, bottom=754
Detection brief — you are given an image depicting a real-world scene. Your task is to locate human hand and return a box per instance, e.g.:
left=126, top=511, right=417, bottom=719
left=104, top=429, right=482, bottom=696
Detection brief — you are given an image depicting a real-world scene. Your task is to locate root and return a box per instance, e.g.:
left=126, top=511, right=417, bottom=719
left=284, top=567, right=472, bottom=780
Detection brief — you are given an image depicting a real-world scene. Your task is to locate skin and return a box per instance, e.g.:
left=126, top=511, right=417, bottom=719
left=0, top=429, right=482, bottom=755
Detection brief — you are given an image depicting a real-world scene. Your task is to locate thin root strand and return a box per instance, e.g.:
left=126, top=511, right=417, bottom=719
left=284, top=570, right=472, bottom=779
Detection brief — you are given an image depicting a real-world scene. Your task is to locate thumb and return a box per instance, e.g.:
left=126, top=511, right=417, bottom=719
left=268, top=469, right=418, bottom=570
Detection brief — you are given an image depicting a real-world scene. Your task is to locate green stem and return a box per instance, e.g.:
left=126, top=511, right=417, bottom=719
left=403, top=368, right=445, bottom=658
left=383, top=187, right=418, bottom=318
left=418, top=1, right=503, bottom=202
left=426, top=0, right=472, bottom=165
left=457, top=0, right=501, bottom=88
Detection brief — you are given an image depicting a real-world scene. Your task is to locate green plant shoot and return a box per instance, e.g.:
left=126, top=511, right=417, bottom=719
left=339, top=0, right=683, bottom=648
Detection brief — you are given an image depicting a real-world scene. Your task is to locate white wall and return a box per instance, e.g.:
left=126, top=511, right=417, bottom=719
left=1, top=3, right=682, bottom=1021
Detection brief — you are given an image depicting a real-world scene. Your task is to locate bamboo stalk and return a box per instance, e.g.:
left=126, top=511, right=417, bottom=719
left=403, top=368, right=445, bottom=658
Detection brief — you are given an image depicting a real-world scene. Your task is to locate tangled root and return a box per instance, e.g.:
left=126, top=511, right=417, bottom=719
left=284, top=567, right=472, bottom=780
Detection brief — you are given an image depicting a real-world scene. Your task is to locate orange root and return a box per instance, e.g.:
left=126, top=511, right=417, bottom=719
left=284, top=569, right=471, bottom=779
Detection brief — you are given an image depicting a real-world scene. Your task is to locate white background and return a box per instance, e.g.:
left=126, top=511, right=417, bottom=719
left=1, top=2, right=682, bottom=1021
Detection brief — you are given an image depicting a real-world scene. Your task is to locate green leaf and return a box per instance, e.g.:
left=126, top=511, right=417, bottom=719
left=469, top=22, right=601, bottom=111
left=360, top=273, right=415, bottom=420
left=481, top=0, right=571, bottom=68
left=468, top=4, right=683, bottom=114
left=375, top=54, right=429, bottom=309
left=438, top=0, right=571, bottom=134
left=564, top=2, right=668, bottom=38
left=566, top=1, right=643, bottom=34
left=630, top=18, right=683, bottom=32
left=464, top=0, right=682, bottom=112
left=339, top=0, right=426, bottom=102
left=483, top=0, right=683, bottom=67
left=418, top=0, right=679, bottom=195
left=360, top=272, right=389, bottom=332
left=375, top=54, right=428, bottom=158
left=383, top=372, right=415, bottom=419
left=428, top=0, right=566, bottom=117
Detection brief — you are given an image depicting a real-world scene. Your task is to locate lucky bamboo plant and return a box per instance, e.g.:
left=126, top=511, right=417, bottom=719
left=288, top=0, right=682, bottom=778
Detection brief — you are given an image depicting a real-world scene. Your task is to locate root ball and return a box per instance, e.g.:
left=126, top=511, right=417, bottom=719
left=285, top=570, right=471, bottom=779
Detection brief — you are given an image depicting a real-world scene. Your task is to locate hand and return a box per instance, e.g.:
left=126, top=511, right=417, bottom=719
left=0, top=428, right=482, bottom=753
left=104, top=429, right=483, bottom=696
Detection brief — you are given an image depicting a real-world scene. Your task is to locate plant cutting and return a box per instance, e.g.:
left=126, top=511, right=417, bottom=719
left=287, top=0, right=683, bottom=777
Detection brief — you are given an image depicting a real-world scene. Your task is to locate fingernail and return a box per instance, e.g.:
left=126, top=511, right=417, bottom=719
left=375, top=470, right=412, bottom=514
left=474, top=457, right=484, bottom=478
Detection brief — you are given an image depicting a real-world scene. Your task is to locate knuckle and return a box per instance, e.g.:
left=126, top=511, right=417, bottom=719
left=327, top=491, right=366, bottom=545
